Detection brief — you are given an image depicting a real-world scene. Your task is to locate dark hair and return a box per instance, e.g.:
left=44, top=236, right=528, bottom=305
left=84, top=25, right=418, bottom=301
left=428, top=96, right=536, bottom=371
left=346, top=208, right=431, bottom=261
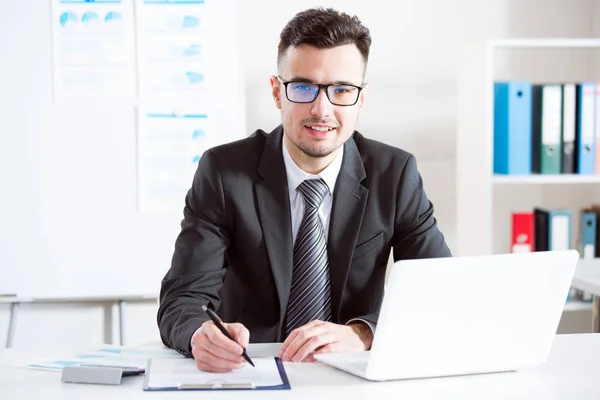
left=277, top=8, right=372, bottom=71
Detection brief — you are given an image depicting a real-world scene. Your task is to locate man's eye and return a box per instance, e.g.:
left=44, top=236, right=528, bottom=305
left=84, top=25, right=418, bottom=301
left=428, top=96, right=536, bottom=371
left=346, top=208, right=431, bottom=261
left=293, top=84, right=313, bottom=91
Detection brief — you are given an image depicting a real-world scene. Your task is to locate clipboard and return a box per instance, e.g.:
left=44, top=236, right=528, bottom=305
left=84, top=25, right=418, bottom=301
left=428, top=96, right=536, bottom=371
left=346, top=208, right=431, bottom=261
left=142, top=356, right=290, bottom=391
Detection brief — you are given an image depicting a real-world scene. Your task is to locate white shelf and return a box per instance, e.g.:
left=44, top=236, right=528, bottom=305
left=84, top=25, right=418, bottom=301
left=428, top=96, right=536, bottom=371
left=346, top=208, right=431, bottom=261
left=489, top=38, right=600, bottom=49
left=456, top=37, right=600, bottom=256
left=492, top=175, right=600, bottom=185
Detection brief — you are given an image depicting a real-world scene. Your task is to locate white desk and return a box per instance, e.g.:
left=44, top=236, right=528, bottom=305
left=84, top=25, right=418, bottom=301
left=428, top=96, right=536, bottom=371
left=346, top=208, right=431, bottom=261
left=1, top=294, right=157, bottom=348
left=1, top=334, right=600, bottom=399
left=571, top=259, right=600, bottom=333
left=0, top=297, right=32, bottom=348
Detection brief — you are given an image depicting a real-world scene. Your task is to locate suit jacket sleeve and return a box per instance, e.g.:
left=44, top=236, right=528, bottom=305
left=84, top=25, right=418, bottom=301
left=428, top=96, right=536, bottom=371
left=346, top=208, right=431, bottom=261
left=392, top=154, right=452, bottom=260
left=157, top=150, right=230, bottom=356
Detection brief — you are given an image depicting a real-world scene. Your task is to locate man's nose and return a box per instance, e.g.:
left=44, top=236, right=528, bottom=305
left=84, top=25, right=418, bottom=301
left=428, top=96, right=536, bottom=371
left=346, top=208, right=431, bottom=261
left=310, top=88, right=334, bottom=118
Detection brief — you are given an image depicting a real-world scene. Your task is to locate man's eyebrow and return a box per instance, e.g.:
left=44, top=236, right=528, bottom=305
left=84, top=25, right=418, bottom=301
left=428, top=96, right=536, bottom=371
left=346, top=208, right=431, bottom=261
left=329, top=80, right=359, bottom=86
left=288, top=76, right=359, bottom=86
left=287, top=76, right=315, bottom=83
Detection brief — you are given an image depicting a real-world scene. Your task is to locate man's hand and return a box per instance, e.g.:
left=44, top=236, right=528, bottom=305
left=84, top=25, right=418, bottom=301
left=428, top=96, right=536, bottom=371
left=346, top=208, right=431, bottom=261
left=191, top=320, right=250, bottom=372
left=278, top=320, right=373, bottom=363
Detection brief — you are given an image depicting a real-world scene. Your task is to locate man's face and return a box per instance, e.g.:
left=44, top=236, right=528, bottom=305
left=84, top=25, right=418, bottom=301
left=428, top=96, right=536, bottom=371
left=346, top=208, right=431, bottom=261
left=271, top=44, right=368, bottom=159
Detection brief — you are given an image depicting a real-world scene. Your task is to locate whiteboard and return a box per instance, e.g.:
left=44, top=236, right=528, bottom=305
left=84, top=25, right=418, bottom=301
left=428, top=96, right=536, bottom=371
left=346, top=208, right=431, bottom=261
left=0, top=0, right=246, bottom=297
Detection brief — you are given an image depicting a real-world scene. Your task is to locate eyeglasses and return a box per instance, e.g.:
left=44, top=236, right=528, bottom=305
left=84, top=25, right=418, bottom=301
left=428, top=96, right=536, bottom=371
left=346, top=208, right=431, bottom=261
left=277, top=76, right=366, bottom=106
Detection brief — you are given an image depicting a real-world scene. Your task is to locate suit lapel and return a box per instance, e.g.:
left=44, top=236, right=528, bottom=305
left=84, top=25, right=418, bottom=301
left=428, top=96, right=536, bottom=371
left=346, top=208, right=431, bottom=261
left=255, top=126, right=294, bottom=330
left=328, top=136, right=368, bottom=322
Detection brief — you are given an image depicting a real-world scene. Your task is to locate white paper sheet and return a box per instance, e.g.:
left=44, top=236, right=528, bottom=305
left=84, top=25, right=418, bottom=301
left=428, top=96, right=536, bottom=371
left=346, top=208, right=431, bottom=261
left=136, top=0, right=211, bottom=100
left=137, top=105, right=215, bottom=213
left=28, top=346, right=183, bottom=371
left=51, top=0, right=135, bottom=98
left=145, top=357, right=284, bottom=390
left=247, top=343, right=283, bottom=358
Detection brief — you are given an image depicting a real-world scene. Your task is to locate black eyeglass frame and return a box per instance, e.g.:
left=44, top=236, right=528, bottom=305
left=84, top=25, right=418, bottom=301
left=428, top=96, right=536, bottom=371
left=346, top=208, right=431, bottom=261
left=277, top=76, right=367, bottom=106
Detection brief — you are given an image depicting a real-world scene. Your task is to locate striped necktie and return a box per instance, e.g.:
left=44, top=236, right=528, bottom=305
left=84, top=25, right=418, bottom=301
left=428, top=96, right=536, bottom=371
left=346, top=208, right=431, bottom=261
left=285, top=178, right=332, bottom=337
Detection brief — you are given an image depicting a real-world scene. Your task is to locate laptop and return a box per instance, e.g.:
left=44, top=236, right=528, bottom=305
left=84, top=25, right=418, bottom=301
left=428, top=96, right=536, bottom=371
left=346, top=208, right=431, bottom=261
left=315, top=250, right=579, bottom=381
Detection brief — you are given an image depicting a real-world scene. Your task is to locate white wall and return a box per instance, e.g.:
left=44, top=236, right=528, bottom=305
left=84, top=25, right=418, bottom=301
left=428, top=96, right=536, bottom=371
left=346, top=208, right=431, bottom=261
left=1, top=0, right=596, bottom=349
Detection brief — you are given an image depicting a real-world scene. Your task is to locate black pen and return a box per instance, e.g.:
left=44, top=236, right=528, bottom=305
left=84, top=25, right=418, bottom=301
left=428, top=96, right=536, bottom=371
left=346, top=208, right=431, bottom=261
left=202, top=305, right=255, bottom=367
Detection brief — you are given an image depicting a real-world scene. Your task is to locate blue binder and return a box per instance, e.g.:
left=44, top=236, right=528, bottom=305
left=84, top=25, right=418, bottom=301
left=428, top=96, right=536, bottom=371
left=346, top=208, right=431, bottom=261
left=580, top=211, right=597, bottom=301
left=582, top=212, right=597, bottom=259
left=493, top=81, right=532, bottom=175
left=577, top=82, right=596, bottom=174
left=548, top=210, right=571, bottom=251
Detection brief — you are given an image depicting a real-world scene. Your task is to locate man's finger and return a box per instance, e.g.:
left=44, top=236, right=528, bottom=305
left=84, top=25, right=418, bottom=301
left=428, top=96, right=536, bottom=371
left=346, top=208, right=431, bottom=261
left=279, top=320, right=326, bottom=358
left=195, top=343, right=246, bottom=371
left=313, top=342, right=338, bottom=355
left=204, top=322, right=244, bottom=356
left=279, top=330, right=297, bottom=358
left=198, top=338, right=245, bottom=363
left=196, top=326, right=245, bottom=364
left=304, top=353, right=318, bottom=363
left=228, top=323, right=250, bottom=348
left=291, top=333, right=336, bottom=362
left=280, top=324, right=329, bottom=361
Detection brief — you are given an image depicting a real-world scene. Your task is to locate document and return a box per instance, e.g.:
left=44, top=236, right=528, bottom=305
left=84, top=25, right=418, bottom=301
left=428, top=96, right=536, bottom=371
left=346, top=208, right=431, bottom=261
left=143, top=357, right=290, bottom=391
left=50, top=0, right=135, bottom=98
left=246, top=343, right=283, bottom=358
left=136, top=0, right=210, bottom=100
left=137, top=105, right=214, bottom=214
left=28, top=346, right=183, bottom=371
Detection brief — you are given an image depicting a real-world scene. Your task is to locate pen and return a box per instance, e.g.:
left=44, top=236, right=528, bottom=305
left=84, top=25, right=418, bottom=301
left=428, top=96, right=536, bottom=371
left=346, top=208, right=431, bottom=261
left=202, top=305, right=255, bottom=367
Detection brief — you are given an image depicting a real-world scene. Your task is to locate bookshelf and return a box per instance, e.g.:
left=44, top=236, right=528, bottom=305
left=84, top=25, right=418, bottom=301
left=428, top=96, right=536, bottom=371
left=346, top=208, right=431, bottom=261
left=456, top=38, right=600, bottom=313
left=492, top=175, right=600, bottom=185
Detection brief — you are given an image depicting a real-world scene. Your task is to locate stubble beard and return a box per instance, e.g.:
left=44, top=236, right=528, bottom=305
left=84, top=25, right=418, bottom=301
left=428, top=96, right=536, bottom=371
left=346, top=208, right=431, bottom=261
left=295, top=138, right=338, bottom=158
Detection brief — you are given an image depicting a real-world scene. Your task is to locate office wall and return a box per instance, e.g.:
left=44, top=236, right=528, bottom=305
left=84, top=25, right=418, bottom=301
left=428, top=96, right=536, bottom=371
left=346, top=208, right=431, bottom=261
left=0, top=0, right=596, bottom=349
left=0, top=0, right=245, bottom=299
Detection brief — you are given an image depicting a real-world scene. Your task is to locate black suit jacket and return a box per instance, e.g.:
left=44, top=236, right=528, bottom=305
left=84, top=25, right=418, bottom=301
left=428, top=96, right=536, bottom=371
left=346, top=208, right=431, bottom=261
left=158, top=126, right=451, bottom=356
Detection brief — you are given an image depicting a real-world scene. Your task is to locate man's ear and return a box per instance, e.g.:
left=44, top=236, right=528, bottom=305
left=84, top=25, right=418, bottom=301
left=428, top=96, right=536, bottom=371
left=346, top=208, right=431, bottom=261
left=270, top=75, right=281, bottom=109
left=358, top=82, right=370, bottom=109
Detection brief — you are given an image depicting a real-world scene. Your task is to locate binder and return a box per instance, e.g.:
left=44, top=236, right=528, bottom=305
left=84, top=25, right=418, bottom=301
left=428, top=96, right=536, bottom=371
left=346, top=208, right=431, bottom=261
left=142, top=357, right=290, bottom=391
left=511, top=212, right=534, bottom=253
left=540, top=85, right=563, bottom=174
left=548, top=210, right=571, bottom=251
left=580, top=209, right=598, bottom=302
left=534, top=208, right=573, bottom=300
left=533, top=208, right=549, bottom=251
left=576, top=82, right=596, bottom=174
left=561, top=83, right=577, bottom=174
left=596, top=82, right=600, bottom=174
left=581, top=211, right=597, bottom=259
left=493, top=81, right=532, bottom=175
left=531, top=85, right=543, bottom=173
left=588, top=204, right=600, bottom=258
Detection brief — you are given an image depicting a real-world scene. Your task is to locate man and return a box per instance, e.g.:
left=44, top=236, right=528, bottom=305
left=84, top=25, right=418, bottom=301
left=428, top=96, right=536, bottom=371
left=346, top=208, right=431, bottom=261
left=157, top=7, right=451, bottom=373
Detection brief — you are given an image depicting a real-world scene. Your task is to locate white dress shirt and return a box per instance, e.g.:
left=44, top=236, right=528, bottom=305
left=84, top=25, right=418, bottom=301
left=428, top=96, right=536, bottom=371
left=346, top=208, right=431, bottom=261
left=281, top=138, right=343, bottom=245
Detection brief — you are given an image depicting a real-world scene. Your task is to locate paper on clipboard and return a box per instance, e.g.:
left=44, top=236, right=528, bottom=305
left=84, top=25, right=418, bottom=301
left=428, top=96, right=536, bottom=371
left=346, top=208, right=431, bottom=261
left=143, top=357, right=290, bottom=391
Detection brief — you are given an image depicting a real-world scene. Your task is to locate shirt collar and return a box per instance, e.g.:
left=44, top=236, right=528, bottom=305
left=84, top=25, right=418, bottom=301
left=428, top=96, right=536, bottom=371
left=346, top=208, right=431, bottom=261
left=281, top=135, right=344, bottom=196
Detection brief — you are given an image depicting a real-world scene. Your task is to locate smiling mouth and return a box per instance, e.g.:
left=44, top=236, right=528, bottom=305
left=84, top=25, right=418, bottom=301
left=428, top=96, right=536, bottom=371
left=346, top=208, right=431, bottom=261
left=305, top=125, right=336, bottom=132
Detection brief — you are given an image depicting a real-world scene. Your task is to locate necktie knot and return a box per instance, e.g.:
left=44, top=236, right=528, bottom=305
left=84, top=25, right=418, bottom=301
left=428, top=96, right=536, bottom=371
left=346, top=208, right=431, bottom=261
left=297, top=179, right=328, bottom=209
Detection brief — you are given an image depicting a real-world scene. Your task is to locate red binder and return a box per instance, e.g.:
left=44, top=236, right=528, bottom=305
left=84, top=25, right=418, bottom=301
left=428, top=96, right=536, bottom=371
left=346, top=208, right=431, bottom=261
left=511, top=212, right=534, bottom=253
